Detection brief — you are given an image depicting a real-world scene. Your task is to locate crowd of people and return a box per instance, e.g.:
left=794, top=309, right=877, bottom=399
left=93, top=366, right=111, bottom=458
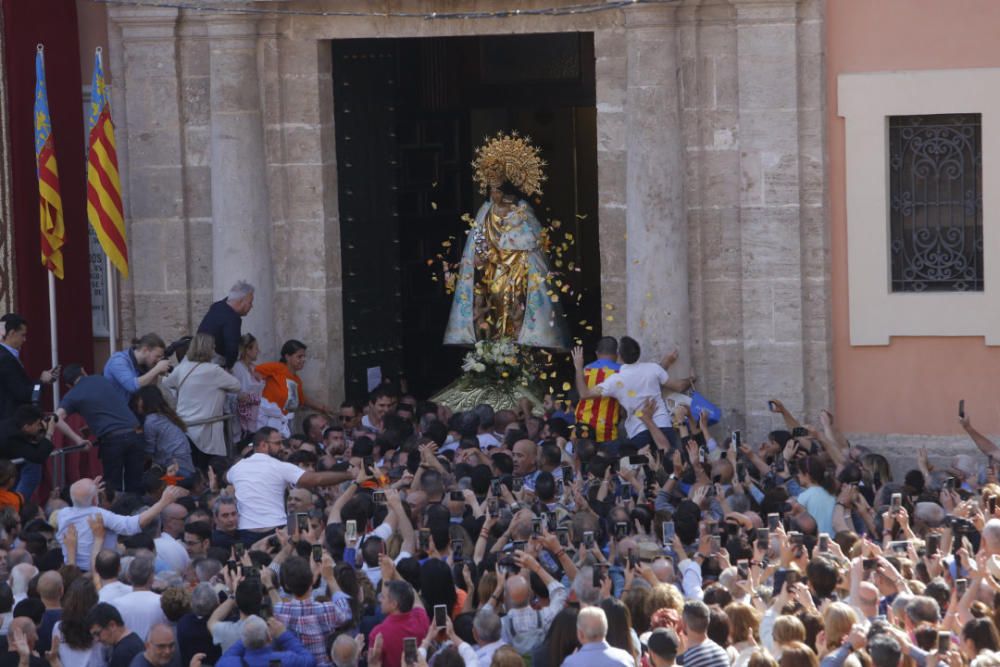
left=0, top=281, right=997, bottom=667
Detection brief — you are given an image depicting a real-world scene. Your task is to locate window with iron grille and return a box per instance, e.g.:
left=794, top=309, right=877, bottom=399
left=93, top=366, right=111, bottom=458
left=889, top=113, right=983, bottom=292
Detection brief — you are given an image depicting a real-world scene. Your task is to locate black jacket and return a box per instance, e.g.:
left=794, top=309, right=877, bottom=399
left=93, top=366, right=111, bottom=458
left=0, top=419, right=54, bottom=464
left=196, top=299, right=241, bottom=369
left=0, top=346, right=35, bottom=420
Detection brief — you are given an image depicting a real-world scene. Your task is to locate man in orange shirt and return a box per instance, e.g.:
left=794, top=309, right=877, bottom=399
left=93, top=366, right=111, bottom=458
left=573, top=337, right=622, bottom=443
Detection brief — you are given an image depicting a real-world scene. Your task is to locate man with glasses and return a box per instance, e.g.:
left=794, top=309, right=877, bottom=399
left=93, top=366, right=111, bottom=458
left=227, top=427, right=354, bottom=547
left=182, top=521, right=211, bottom=559
left=85, top=602, right=144, bottom=667
left=338, top=401, right=362, bottom=431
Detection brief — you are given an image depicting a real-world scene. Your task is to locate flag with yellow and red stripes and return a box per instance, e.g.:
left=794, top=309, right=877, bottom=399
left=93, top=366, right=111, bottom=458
left=574, top=360, right=622, bottom=442
left=86, top=48, right=128, bottom=277
left=34, top=46, right=64, bottom=279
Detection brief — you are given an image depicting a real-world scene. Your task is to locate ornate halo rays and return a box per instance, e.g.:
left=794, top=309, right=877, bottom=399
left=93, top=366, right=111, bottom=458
left=472, top=131, right=547, bottom=197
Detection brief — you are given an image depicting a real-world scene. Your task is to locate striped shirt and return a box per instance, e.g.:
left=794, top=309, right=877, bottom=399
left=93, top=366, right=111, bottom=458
left=574, top=359, right=621, bottom=442
left=679, top=639, right=730, bottom=667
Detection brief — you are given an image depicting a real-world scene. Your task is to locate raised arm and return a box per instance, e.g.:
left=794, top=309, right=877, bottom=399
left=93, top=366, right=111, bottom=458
left=297, top=470, right=354, bottom=489
left=385, top=489, right=415, bottom=554
left=138, top=485, right=189, bottom=528
left=571, top=347, right=601, bottom=400
left=960, top=414, right=1000, bottom=457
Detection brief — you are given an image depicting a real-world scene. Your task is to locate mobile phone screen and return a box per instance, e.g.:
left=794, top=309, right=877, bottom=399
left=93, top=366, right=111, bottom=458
left=345, top=520, right=357, bottom=542
left=404, top=638, right=418, bottom=666
left=312, top=544, right=323, bottom=562
left=434, top=604, right=448, bottom=629
left=662, top=521, right=675, bottom=545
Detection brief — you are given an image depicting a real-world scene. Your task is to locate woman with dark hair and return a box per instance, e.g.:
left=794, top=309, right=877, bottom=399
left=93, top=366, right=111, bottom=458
left=53, top=577, right=102, bottom=666
left=256, top=339, right=330, bottom=436
left=333, top=562, right=361, bottom=629
left=601, top=598, right=639, bottom=664
left=133, top=385, right=195, bottom=476
left=531, top=606, right=580, bottom=667
left=795, top=456, right=837, bottom=536
left=962, top=617, right=1000, bottom=660
left=420, top=559, right=458, bottom=620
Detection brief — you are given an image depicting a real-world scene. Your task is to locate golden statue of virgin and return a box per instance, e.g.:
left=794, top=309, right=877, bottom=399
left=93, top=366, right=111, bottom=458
left=443, top=132, right=569, bottom=349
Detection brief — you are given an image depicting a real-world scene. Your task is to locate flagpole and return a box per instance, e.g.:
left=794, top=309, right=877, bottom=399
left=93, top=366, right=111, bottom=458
left=106, top=255, right=117, bottom=353
left=48, top=271, right=60, bottom=409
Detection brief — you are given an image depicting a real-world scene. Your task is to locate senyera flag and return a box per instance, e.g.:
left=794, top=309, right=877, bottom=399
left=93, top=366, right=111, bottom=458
left=86, top=47, right=128, bottom=277
left=34, top=45, right=64, bottom=279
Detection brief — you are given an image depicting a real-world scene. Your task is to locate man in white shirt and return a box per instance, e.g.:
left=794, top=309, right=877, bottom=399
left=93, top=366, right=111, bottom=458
left=572, top=336, right=693, bottom=450
left=56, top=478, right=187, bottom=570
left=95, top=550, right=132, bottom=603
left=111, top=555, right=166, bottom=641
left=228, top=427, right=353, bottom=546
left=472, top=608, right=504, bottom=667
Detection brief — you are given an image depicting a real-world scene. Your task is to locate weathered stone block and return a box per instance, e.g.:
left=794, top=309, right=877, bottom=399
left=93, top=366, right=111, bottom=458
left=739, top=207, right=802, bottom=281
left=272, top=221, right=327, bottom=290
left=183, top=165, right=212, bottom=219
left=128, top=166, right=184, bottom=220
left=180, top=76, right=210, bottom=125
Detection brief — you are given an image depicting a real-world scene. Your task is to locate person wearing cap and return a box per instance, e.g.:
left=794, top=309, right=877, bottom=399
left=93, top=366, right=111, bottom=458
left=56, top=364, right=145, bottom=494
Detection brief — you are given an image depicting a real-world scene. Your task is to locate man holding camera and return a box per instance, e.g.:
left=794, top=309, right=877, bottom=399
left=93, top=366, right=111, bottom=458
left=0, top=405, right=56, bottom=501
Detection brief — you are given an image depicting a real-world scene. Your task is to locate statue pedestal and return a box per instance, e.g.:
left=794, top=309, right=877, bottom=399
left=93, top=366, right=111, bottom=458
left=431, top=372, right=544, bottom=414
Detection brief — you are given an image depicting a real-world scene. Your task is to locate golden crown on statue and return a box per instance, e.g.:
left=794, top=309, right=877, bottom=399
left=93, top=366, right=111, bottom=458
left=472, top=131, right=547, bottom=197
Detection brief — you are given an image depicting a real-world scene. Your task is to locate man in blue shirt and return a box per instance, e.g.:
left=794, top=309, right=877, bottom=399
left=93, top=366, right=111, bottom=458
left=196, top=281, right=254, bottom=369
left=561, top=607, right=634, bottom=667
left=102, top=333, right=172, bottom=403
left=57, top=365, right=144, bottom=494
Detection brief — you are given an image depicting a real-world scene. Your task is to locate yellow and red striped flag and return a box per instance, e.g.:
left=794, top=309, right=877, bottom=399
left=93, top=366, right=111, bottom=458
left=34, top=45, right=64, bottom=279
left=86, top=47, right=128, bottom=276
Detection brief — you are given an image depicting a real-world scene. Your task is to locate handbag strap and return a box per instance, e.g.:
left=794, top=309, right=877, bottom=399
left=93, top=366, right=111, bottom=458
left=175, top=362, right=201, bottom=397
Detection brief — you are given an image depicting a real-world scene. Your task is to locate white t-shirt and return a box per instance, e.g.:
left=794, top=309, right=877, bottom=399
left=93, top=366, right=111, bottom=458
left=110, top=590, right=166, bottom=641
left=154, top=533, right=190, bottom=573
left=595, top=362, right=670, bottom=439
left=228, top=453, right=306, bottom=530
left=97, top=580, right=132, bottom=603
left=477, top=433, right=501, bottom=449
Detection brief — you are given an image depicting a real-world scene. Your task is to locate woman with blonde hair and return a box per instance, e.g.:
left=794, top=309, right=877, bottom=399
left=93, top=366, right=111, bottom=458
left=818, top=602, right=858, bottom=657
left=162, top=333, right=241, bottom=468
left=765, top=614, right=807, bottom=660
left=491, top=645, right=525, bottom=667
left=727, top=602, right=763, bottom=667
left=780, top=642, right=819, bottom=667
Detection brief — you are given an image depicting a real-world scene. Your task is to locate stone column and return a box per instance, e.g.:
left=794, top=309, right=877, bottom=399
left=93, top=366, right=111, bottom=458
left=733, top=0, right=806, bottom=436
left=206, top=16, right=275, bottom=355
left=624, top=4, right=691, bottom=370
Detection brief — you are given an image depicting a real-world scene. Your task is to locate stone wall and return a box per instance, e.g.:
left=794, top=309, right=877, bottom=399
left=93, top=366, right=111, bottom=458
left=106, top=0, right=832, bottom=445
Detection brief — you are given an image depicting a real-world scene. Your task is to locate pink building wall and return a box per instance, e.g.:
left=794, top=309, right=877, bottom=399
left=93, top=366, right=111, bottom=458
left=828, top=0, right=1000, bottom=436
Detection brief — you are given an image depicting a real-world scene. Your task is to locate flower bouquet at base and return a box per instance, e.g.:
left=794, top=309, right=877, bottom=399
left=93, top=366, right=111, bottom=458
left=431, top=339, right=544, bottom=413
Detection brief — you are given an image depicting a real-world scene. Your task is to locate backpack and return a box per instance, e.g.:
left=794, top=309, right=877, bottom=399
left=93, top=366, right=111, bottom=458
left=502, top=609, right=545, bottom=662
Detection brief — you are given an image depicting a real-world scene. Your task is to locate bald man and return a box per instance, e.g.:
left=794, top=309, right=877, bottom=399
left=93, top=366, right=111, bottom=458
left=131, top=623, right=178, bottom=667
left=330, top=634, right=363, bottom=667
left=511, top=440, right=540, bottom=490
left=57, top=479, right=187, bottom=570
left=35, top=571, right=63, bottom=654
left=563, top=606, right=634, bottom=667
left=9, top=563, right=36, bottom=604
left=483, top=550, right=566, bottom=652
left=286, top=488, right=315, bottom=514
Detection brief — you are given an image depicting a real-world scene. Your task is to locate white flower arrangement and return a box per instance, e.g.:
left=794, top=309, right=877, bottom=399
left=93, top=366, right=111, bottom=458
left=460, top=338, right=535, bottom=386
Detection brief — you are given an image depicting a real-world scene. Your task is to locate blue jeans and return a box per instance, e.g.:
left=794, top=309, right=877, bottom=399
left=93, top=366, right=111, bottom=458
left=628, top=425, right=681, bottom=451
left=15, top=462, right=42, bottom=500
left=98, top=431, right=146, bottom=494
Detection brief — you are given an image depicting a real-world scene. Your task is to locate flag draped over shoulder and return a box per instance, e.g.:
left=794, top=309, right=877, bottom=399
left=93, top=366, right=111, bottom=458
left=86, top=48, right=128, bottom=276
left=34, top=46, right=64, bottom=279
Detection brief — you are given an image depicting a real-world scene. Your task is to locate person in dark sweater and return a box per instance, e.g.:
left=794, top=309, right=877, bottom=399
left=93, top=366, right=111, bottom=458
left=57, top=365, right=144, bottom=494
left=196, top=281, right=255, bottom=369
left=176, top=584, right=221, bottom=667
left=87, top=602, right=146, bottom=667
left=0, top=405, right=56, bottom=503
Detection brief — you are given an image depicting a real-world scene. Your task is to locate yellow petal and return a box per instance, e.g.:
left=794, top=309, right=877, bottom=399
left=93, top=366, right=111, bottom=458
left=635, top=409, right=644, bottom=418
left=431, top=202, right=438, bottom=210
left=562, top=382, right=571, bottom=391
left=606, top=315, right=614, bottom=322
left=627, top=390, right=637, bottom=397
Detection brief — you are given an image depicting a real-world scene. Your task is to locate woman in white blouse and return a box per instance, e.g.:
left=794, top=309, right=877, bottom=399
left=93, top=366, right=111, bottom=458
left=162, top=333, right=241, bottom=467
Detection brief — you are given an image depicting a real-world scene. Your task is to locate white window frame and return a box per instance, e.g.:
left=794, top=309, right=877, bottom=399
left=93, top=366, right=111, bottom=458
left=838, top=68, right=1000, bottom=345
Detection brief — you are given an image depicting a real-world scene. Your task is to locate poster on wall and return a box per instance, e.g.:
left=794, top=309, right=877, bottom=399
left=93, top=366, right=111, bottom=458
left=89, top=224, right=109, bottom=338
